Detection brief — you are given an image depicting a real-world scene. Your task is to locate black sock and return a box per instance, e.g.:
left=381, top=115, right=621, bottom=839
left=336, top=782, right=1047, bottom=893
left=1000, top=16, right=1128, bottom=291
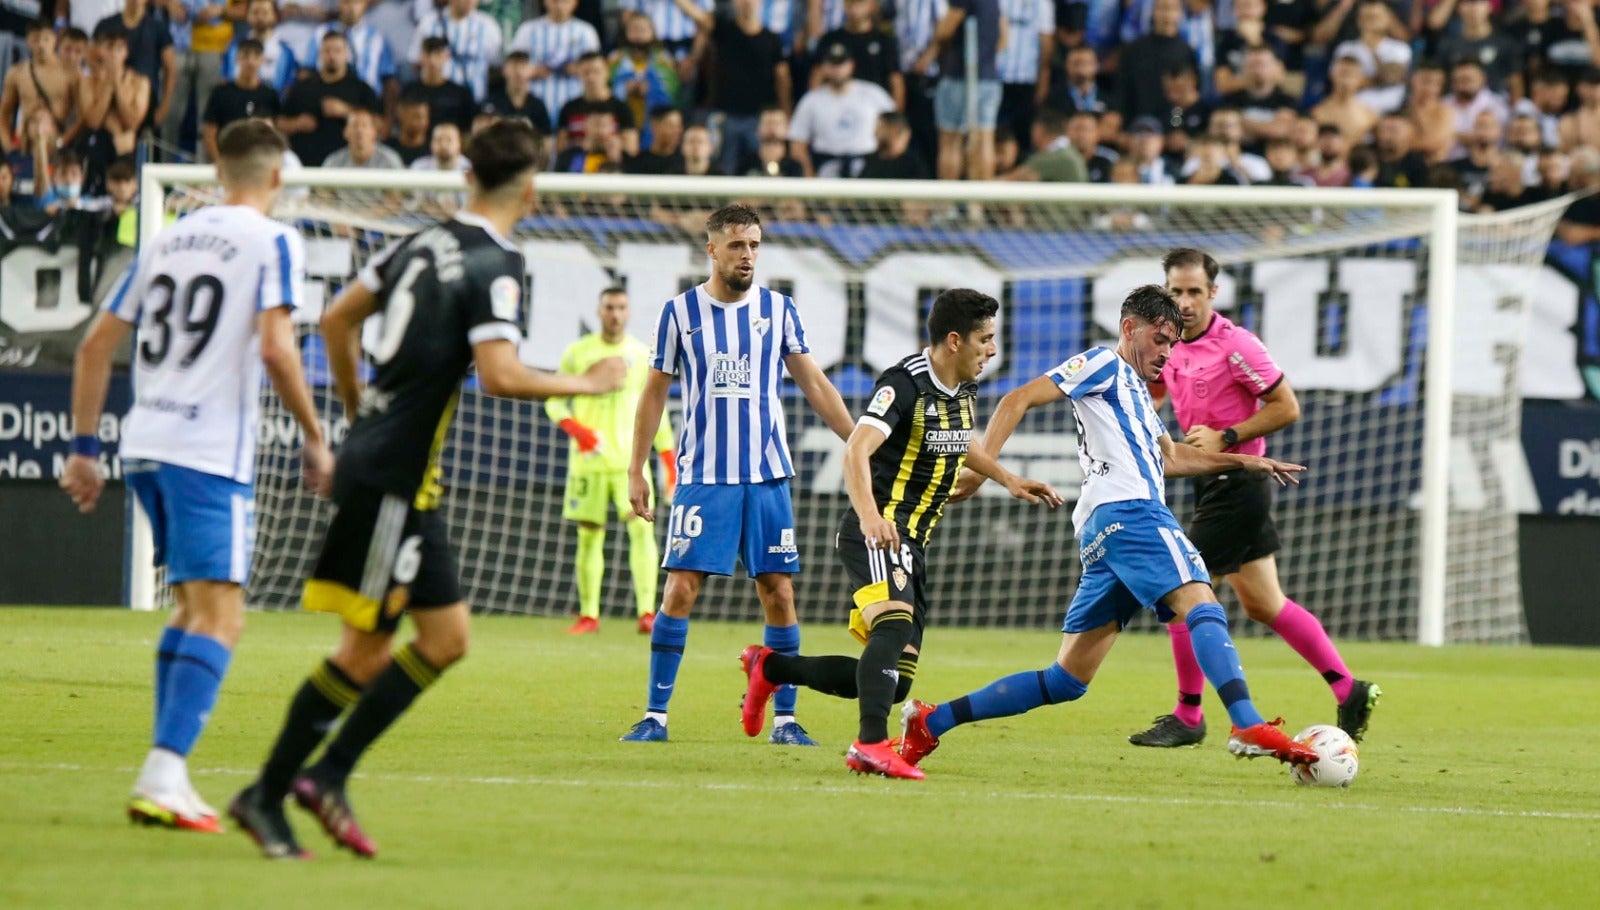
left=310, top=644, right=442, bottom=787
left=763, top=652, right=860, bottom=699
left=894, top=651, right=919, bottom=703
left=857, top=612, right=916, bottom=743
left=260, top=660, right=361, bottom=803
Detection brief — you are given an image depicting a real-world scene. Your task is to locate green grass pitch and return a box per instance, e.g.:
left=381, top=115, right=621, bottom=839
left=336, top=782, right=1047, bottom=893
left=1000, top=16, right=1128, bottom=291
left=2, top=606, right=1597, bottom=909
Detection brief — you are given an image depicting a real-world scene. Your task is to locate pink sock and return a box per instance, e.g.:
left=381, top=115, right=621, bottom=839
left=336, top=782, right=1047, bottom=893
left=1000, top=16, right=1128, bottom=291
left=1270, top=599, right=1354, bottom=702
left=1167, top=622, right=1205, bottom=727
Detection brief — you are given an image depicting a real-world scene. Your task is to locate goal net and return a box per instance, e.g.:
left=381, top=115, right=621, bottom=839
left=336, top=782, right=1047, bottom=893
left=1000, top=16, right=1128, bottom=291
left=135, top=168, right=1568, bottom=645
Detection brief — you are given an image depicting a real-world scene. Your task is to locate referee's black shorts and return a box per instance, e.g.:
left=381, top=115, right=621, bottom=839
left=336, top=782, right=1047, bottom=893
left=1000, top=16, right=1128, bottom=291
left=1186, top=472, right=1281, bottom=577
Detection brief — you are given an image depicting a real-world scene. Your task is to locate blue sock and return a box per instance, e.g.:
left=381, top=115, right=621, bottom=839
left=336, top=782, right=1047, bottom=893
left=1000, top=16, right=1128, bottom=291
left=764, top=623, right=801, bottom=718
left=1185, top=603, right=1265, bottom=729
left=153, top=634, right=233, bottom=756
left=646, top=613, right=689, bottom=714
left=927, top=663, right=1086, bottom=738
left=154, top=627, right=185, bottom=723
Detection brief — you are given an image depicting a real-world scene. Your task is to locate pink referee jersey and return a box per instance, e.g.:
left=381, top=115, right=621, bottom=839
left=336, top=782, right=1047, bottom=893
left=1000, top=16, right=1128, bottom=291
left=1156, top=313, right=1284, bottom=457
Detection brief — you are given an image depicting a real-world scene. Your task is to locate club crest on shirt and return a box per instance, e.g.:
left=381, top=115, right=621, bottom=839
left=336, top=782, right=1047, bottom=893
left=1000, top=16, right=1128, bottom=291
left=1063, top=354, right=1088, bottom=376
left=868, top=385, right=895, bottom=416
left=892, top=568, right=908, bottom=590
left=751, top=316, right=770, bottom=337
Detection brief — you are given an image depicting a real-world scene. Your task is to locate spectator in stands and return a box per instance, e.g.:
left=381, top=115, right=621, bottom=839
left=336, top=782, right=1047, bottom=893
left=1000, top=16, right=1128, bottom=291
left=278, top=30, right=379, bottom=164
left=324, top=104, right=402, bottom=165
left=895, top=0, right=945, bottom=169
left=410, top=0, right=503, bottom=101
left=1066, top=109, right=1119, bottom=182
left=1290, top=112, right=1320, bottom=167
left=807, top=0, right=845, bottom=50
left=680, top=120, right=720, bottom=174
left=1313, top=52, right=1379, bottom=145
left=74, top=28, right=149, bottom=170
left=1508, top=111, right=1544, bottom=182
left=860, top=110, right=930, bottom=178
left=1222, top=44, right=1297, bottom=154
left=923, top=0, right=1004, bottom=182
left=305, top=0, right=399, bottom=127
left=1448, top=57, right=1509, bottom=158
left=1556, top=147, right=1600, bottom=243
left=276, top=0, right=334, bottom=68
left=4, top=107, right=58, bottom=207
left=1306, top=123, right=1351, bottom=186
left=1003, top=106, right=1085, bottom=182
left=557, top=51, right=638, bottom=156
left=1371, top=111, right=1429, bottom=187
left=1559, top=66, right=1600, bottom=152
left=41, top=147, right=97, bottom=210
left=624, top=104, right=684, bottom=173
left=1117, top=0, right=1195, bottom=125
left=410, top=119, right=466, bottom=169
left=0, top=158, right=13, bottom=208
left=387, top=90, right=429, bottom=163
left=1348, top=144, right=1378, bottom=185
left=710, top=0, right=790, bottom=176
left=60, top=27, right=92, bottom=76
left=1126, top=114, right=1175, bottom=183
left=160, top=0, right=233, bottom=160
left=222, top=0, right=301, bottom=95
left=741, top=103, right=803, bottom=175
left=1478, top=150, right=1532, bottom=211
left=1332, top=0, right=1411, bottom=111
left=611, top=11, right=683, bottom=147
left=512, top=0, right=601, bottom=132
left=620, top=0, right=713, bottom=60
left=1200, top=105, right=1271, bottom=181
left=788, top=42, right=895, bottom=177
left=1, top=21, right=78, bottom=159
left=1183, top=134, right=1243, bottom=185
left=365, top=0, right=420, bottom=84
left=1160, top=62, right=1209, bottom=161
left=1437, top=0, right=1523, bottom=98
left=553, top=108, right=623, bottom=171
left=202, top=38, right=280, bottom=161
left=1213, top=0, right=1290, bottom=97
left=815, top=0, right=902, bottom=105
left=995, top=0, right=1052, bottom=156
left=1533, top=145, right=1570, bottom=200
left=482, top=52, right=553, bottom=132
left=1262, top=136, right=1314, bottom=185
left=94, top=0, right=176, bottom=140
left=1452, top=106, right=1504, bottom=207
left=102, top=154, right=140, bottom=243
left=406, top=35, right=476, bottom=132
left=992, top=123, right=1019, bottom=174
left=1407, top=60, right=1457, bottom=162
left=1525, top=69, right=1569, bottom=149
left=1546, top=0, right=1600, bottom=84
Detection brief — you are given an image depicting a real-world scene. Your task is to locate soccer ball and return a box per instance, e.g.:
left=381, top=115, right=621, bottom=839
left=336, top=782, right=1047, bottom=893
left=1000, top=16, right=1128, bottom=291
left=1288, top=724, right=1359, bottom=788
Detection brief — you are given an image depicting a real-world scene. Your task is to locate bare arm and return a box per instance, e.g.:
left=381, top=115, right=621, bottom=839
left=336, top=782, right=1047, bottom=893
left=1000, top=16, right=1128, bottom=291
left=1035, top=31, right=1053, bottom=105
left=474, top=338, right=623, bottom=400
left=1312, top=0, right=1356, bottom=46
left=959, top=435, right=1063, bottom=506
left=789, top=139, right=813, bottom=176
left=202, top=122, right=220, bottom=162
left=262, top=305, right=332, bottom=493
left=953, top=374, right=1064, bottom=498
left=1556, top=219, right=1600, bottom=244
left=61, top=313, right=134, bottom=513
left=1184, top=380, right=1301, bottom=452
left=1426, top=0, right=1460, bottom=32
left=77, top=75, right=112, bottom=132
left=320, top=281, right=381, bottom=416
left=670, top=0, right=715, bottom=32
left=0, top=73, right=19, bottom=153
left=628, top=368, right=674, bottom=521
left=1159, top=433, right=1303, bottom=483
left=843, top=422, right=900, bottom=548
left=889, top=70, right=905, bottom=110
left=775, top=60, right=793, bottom=113
left=155, top=47, right=178, bottom=121
left=114, top=75, right=151, bottom=130
left=785, top=351, right=853, bottom=441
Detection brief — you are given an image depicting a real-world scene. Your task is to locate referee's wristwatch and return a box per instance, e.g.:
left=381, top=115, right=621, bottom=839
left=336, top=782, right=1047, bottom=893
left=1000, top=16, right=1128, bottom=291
left=1221, top=427, right=1240, bottom=448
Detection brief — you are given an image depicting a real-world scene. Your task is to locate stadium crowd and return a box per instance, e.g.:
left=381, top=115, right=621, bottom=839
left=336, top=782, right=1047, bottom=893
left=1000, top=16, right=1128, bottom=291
left=4, top=0, right=1600, bottom=219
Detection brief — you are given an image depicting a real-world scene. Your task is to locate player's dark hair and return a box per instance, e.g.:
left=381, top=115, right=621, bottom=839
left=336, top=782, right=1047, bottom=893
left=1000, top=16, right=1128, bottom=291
left=705, top=203, right=760, bottom=238
left=927, top=288, right=999, bottom=343
left=61, top=26, right=89, bottom=43
left=599, top=286, right=627, bottom=299
left=1162, top=247, right=1219, bottom=286
left=464, top=118, right=544, bottom=192
left=238, top=38, right=265, bottom=56
left=421, top=35, right=449, bottom=54
left=106, top=156, right=137, bottom=182
left=1120, top=285, right=1182, bottom=330
left=217, top=119, right=288, bottom=176
left=1033, top=106, right=1068, bottom=135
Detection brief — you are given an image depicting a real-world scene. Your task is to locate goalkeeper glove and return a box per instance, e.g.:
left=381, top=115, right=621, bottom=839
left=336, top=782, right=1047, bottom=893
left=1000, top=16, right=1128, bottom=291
left=559, top=418, right=601, bottom=453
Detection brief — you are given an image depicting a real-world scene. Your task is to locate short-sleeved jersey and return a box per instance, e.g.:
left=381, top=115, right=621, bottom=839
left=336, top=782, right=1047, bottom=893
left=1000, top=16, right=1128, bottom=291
left=544, top=332, right=674, bottom=473
left=1156, top=313, right=1284, bottom=457
left=1047, top=346, right=1170, bottom=533
left=857, top=351, right=979, bottom=545
left=337, top=212, right=524, bottom=510
left=650, top=283, right=808, bottom=485
left=109, top=205, right=305, bottom=484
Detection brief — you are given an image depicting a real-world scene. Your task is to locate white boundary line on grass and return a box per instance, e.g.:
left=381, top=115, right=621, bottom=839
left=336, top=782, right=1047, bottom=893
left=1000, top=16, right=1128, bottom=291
left=7, top=761, right=1598, bottom=823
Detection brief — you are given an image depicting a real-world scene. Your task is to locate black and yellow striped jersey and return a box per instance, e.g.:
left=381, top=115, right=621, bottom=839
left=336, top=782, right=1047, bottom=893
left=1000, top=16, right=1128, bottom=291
left=335, top=213, right=524, bottom=512
left=856, top=352, right=979, bottom=544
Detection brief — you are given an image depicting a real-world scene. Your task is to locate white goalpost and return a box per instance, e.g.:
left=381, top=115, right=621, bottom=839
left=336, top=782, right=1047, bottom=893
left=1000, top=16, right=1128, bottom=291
left=132, top=165, right=1568, bottom=645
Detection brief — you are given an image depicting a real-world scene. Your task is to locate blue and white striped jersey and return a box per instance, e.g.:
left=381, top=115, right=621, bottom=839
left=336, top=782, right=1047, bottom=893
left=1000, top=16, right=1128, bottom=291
left=410, top=9, right=504, bottom=100
left=510, top=16, right=601, bottom=121
left=760, top=0, right=799, bottom=49
left=1046, top=347, right=1171, bottom=534
left=221, top=33, right=300, bottom=95
left=996, top=0, right=1054, bottom=85
left=651, top=284, right=809, bottom=485
left=895, top=0, right=948, bottom=75
left=620, top=0, right=712, bottom=46
left=107, top=206, right=306, bottom=485
left=304, top=22, right=396, bottom=96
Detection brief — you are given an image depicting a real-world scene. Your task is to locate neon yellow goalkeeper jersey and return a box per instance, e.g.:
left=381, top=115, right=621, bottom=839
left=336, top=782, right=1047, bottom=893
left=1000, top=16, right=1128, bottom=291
left=544, top=333, right=674, bottom=473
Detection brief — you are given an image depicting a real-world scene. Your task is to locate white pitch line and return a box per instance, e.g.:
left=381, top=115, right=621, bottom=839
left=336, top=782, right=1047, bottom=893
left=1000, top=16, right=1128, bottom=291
left=5, top=761, right=1597, bottom=822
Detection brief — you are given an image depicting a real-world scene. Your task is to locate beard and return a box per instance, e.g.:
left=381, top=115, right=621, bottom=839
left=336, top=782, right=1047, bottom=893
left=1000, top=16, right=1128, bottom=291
left=721, top=267, right=753, bottom=293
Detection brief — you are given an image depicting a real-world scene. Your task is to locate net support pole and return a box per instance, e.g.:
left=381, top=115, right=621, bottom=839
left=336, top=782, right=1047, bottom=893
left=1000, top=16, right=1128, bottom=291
left=123, top=165, right=173, bottom=611
left=1417, top=193, right=1460, bottom=646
